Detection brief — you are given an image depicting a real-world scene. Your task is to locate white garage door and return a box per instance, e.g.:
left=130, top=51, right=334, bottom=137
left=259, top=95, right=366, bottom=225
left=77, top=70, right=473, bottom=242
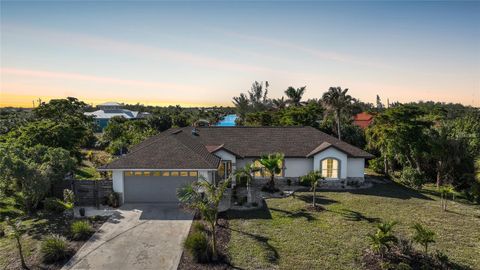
left=124, top=175, right=196, bottom=203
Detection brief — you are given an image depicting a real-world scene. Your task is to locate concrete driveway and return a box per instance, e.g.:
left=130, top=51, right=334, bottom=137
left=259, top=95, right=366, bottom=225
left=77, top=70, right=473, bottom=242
left=63, top=203, right=193, bottom=270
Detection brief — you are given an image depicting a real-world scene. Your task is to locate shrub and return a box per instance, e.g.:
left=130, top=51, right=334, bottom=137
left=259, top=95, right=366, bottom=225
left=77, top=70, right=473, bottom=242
left=41, top=235, right=70, bottom=262
left=71, top=220, right=94, bottom=240
left=192, top=221, right=206, bottom=233
left=412, top=223, right=435, bottom=254
left=183, top=231, right=211, bottom=263
left=400, top=167, right=424, bottom=189
left=43, top=197, right=65, bottom=213
left=286, top=179, right=292, bottom=186
left=369, top=157, right=385, bottom=174
left=0, top=223, right=5, bottom=238
left=108, top=192, right=120, bottom=207
left=396, top=262, right=412, bottom=270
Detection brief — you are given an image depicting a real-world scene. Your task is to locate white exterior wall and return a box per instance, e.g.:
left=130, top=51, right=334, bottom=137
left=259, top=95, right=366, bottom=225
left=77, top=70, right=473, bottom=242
left=112, top=170, right=124, bottom=203
left=284, top=158, right=313, bottom=177
left=347, top=158, right=365, bottom=178
left=313, top=148, right=348, bottom=179
left=213, top=150, right=237, bottom=171
left=235, top=158, right=255, bottom=171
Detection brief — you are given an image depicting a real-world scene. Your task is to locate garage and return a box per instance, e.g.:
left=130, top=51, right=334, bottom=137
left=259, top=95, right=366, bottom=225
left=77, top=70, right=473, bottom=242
left=124, top=172, right=197, bottom=203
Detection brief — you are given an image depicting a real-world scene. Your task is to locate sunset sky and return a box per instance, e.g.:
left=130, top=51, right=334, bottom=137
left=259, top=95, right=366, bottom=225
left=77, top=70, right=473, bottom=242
left=1, top=1, right=479, bottom=108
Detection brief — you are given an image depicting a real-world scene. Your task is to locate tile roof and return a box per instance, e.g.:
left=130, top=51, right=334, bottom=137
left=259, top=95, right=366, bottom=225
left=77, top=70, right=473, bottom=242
left=102, top=126, right=374, bottom=170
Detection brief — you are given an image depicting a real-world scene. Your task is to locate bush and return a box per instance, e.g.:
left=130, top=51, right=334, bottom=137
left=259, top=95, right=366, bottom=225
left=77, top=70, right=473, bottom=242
left=396, top=262, right=412, bottom=270
left=43, top=197, right=65, bottom=213
left=41, top=235, right=70, bottom=262
left=71, top=220, right=94, bottom=240
left=108, top=192, right=120, bottom=207
left=183, top=231, right=211, bottom=263
left=400, top=167, right=424, bottom=189
left=369, top=157, right=385, bottom=174
left=192, top=222, right=206, bottom=233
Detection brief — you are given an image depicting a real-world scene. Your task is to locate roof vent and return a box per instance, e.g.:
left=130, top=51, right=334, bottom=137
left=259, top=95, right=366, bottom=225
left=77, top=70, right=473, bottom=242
left=192, top=127, right=199, bottom=136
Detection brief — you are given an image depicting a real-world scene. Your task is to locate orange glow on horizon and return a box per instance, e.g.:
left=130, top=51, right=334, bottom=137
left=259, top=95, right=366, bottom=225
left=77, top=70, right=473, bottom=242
left=0, top=93, right=232, bottom=108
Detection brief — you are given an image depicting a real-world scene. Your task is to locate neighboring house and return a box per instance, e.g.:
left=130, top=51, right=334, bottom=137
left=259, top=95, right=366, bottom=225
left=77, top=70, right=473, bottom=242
left=84, top=102, right=149, bottom=131
left=99, top=126, right=374, bottom=203
left=353, top=112, right=374, bottom=129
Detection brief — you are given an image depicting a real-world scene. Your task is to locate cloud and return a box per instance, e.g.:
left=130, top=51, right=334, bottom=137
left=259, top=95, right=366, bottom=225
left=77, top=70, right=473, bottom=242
left=1, top=67, right=203, bottom=92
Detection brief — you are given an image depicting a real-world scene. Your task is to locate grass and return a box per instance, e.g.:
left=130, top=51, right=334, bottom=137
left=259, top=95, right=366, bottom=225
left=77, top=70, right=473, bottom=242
left=226, top=181, right=480, bottom=269
left=0, top=195, right=105, bottom=269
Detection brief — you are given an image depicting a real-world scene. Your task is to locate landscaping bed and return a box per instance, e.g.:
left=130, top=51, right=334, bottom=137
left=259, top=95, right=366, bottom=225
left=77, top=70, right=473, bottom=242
left=0, top=207, right=107, bottom=270
left=178, top=216, right=232, bottom=270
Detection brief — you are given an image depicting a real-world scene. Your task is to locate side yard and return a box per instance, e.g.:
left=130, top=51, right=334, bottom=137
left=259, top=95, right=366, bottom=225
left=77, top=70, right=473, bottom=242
left=0, top=196, right=107, bottom=270
left=224, top=182, right=480, bottom=269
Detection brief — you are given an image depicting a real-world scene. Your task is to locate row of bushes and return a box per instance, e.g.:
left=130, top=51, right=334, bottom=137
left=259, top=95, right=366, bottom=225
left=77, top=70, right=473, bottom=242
left=364, top=221, right=463, bottom=270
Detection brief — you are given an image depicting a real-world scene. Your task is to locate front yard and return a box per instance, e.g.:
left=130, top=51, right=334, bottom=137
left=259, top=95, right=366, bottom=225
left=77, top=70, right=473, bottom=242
left=226, top=181, right=480, bottom=269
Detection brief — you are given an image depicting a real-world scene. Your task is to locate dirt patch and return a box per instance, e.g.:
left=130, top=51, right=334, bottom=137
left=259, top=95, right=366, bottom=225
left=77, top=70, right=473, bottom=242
left=305, top=205, right=326, bottom=212
left=178, top=215, right=233, bottom=270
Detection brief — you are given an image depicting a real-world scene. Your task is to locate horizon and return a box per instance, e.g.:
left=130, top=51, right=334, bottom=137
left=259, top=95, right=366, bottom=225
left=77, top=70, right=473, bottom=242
left=1, top=1, right=479, bottom=108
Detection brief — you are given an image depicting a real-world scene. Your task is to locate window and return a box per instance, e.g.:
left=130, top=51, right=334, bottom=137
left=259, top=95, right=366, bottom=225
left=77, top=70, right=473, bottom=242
left=217, top=160, right=232, bottom=179
left=171, top=171, right=179, bottom=176
left=321, top=158, right=339, bottom=179
left=189, top=171, right=198, bottom=177
left=153, top=172, right=161, bottom=176
left=162, top=171, right=170, bottom=176
left=253, top=160, right=283, bottom=177
left=134, top=171, right=142, bottom=176
left=143, top=171, right=151, bottom=176
left=180, top=171, right=188, bottom=176
left=124, top=171, right=132, bottom=177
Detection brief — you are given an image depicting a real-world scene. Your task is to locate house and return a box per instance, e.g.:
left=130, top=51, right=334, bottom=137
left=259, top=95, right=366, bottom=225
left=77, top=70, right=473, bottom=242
left=353, top=112, right=374, bottom=129
left=84, top=102, right=149, bottom=131
left=99, top=126, right=374, bottom=204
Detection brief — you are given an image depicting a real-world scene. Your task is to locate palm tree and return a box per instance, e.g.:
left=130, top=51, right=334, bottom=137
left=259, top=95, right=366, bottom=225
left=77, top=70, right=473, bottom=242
left=322, top=87, right=352, bottom=140
left=232, top=93, right=250, bottom=120
left=367, top=221, right=398, bottom=257
left=300, top=171, right=324, bottom=207
left=272, top=97, right=288, bottom=110
left=285, top=86, right=306, bottom=106
left=412, top=223, right=435, bottom=254
left=235, top=163, right=259, bottom=204
left=259, top=153, right=284, bottom=191
left=177, top=176, right=230, bottom=259
left=439, top=185, right=453, bottom=211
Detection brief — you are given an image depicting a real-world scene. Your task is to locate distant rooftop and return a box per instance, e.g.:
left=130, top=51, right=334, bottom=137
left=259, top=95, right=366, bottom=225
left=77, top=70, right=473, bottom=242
left=98, top=102, right=122, bottom=107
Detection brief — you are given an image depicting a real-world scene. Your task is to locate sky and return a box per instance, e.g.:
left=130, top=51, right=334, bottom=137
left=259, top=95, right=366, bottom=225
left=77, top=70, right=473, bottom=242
left=1, top=1, right=479, bottom=108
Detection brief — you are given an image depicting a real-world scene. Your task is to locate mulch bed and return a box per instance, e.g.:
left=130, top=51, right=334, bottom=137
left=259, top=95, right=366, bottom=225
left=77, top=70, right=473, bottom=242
left=177, top=214, right=233, bottom=270
left=4, top=214, right=108, bottom=270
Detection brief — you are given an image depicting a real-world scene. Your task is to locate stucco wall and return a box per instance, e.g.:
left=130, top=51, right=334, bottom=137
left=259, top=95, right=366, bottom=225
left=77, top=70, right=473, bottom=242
left=284, top=158, right=313, bottom=177
left=235, top=158, right=255, bottom=170
left=347, top=158, right=365, bottom=178
left=213, top=149, right=237, bottom=171
left=112, top=170, right=124, bottom=203
left=313, top=147, right=348, bottom=179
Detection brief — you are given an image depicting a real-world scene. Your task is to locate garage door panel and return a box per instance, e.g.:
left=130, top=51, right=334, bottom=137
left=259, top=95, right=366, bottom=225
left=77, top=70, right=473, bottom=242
left=124, top=176, right=195, bottom=203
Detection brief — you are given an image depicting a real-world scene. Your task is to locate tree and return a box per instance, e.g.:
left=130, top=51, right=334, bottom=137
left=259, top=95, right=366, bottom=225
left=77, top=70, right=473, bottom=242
left=272, top=97, right=287, bottom=110
left=232, top=93, right=250, bottom=120
left=0, top=144, right=75, bottom=212
left=439, top=185, right=453, bottom=211
left=5, top=218, right=28, bottom=269
left=259, top=153, right=284, bottom=191
left=285, top=86, right=306, bottom=107
left=322, top=87, right=352, bottom=140
left=367, top=221, right=398, bottom=257
left=412, top=223, right=435, bottom=254
left=248, top=81, right=269, bottom=111
left=146, top=114, right=172, bottom=132
left=177, top=177, right=230, bottom=260
left=300, top=170, right=324, bottom=207
left=234, top=163, right=259, bottom=204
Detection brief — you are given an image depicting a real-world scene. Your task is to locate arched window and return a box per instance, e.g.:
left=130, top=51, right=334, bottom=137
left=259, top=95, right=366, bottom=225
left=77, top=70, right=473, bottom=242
left=321, top=158, right=340, bottom=179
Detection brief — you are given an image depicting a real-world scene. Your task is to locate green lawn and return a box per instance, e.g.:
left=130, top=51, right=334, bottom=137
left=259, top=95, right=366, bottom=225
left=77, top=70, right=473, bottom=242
left=226, top=181, right=480, bottom=269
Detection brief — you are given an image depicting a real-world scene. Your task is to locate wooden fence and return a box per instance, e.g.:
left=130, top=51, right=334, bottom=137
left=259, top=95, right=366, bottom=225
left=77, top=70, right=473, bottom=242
left=53, top=180, right=113, bottom=207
